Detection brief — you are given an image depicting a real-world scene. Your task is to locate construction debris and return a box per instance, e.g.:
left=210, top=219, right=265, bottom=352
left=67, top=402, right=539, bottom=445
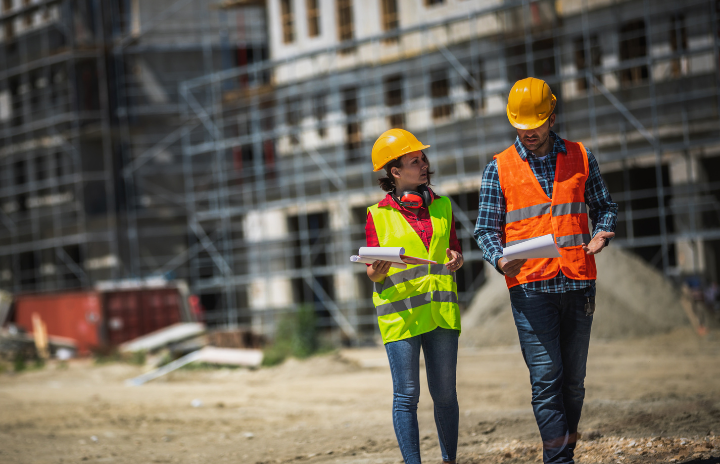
left=31, top=313, right=49, bottom=360
left=126, top=346, right=263, bottom=386
left=207, top=329, right=264, bottom=349
left=119, top=323, right=206, bottom=353
left=0, top=325, right=77, bottom=361
left=196, top=346, right=263, bottom=366
left=0, top=290, right=12, bottom=326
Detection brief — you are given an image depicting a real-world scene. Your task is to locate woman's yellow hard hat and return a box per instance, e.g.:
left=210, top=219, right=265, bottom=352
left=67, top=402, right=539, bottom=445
left=506, top=77, right=557, bottom=130
left=371, top=128, right=430, bottom=172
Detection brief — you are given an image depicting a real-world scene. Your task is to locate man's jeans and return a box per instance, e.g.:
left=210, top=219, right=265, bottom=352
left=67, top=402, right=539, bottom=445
left=509, top=287, right=594, bottom=464
left=385, top=327, right=459, bottom=464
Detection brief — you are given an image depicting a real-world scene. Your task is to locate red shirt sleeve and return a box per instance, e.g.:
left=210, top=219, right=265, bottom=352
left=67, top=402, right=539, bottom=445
left=365, top=211, right=379, bottom=265
left=449, top=214, right=462, bottom=255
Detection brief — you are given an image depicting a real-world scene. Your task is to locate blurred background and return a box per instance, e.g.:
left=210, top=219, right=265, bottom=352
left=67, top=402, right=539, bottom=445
left=1, top=0, right=719, bottom=348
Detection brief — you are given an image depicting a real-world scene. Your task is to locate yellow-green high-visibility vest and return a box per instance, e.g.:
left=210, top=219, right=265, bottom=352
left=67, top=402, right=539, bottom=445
left=368, top=196, right=461, bottom=344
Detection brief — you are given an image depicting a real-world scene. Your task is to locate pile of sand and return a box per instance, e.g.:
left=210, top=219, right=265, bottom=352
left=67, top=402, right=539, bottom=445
left=461, top=246, right=690, bottom=347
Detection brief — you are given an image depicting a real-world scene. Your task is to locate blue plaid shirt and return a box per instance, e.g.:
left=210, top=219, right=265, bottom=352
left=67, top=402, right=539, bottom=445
left=474, top=131, right=618, bottom=293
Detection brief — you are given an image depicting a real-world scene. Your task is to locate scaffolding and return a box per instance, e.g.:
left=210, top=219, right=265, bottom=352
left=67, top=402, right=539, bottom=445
left=0, top=0, right=117, bottom=293
left=109, top=0, right=267, bottom=305
left=3, top=0, right=720, bottom=344
left=163, top=0, right=720, bottom=341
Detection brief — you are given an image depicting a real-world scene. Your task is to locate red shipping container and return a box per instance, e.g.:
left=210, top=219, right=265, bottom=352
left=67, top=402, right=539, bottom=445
left=104, top=289, right=182, bottom=346
left=13, top=287, right=187, bottom=356
left=14, top=292, right=103, bottom=356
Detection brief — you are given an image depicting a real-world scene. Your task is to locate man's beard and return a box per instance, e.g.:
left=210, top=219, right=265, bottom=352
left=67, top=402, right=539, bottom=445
left=525, top=132, right=550, bottom=151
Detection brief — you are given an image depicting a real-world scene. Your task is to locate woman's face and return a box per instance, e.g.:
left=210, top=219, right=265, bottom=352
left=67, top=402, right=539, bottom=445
left=391, top=151, right=429, bottom=187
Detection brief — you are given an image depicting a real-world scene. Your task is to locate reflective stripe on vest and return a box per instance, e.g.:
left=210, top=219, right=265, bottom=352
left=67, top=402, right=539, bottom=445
left=495, top=140, right=597, bottom=287
left=507, top=232, right=591, bottom=249
left=368, top=196, right=461, bottom=343
left=375, top=290, right=459, bottom=317
left=373, top=263, right=452, bottom=294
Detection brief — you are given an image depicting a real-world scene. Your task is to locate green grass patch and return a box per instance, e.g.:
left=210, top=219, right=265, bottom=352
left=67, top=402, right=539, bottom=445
left=262, top=304, right=320, bottom=367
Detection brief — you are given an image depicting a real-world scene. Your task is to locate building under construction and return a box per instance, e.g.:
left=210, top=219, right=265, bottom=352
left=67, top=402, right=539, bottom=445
left=1, top=0, right=720, bottom=343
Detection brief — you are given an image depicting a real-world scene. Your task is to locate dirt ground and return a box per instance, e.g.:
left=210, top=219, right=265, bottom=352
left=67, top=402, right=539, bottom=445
left=1, top=328, right=719, bottom=464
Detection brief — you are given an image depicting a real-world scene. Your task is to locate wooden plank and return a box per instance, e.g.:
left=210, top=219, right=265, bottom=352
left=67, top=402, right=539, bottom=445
left=125, top=347, right=263, bottom=386
left=119, top=322, right=205, bottom=353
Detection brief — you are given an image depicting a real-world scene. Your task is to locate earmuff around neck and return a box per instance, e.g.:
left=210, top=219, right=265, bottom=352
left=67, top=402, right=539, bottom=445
left=393, top=184, right=433, bottom=209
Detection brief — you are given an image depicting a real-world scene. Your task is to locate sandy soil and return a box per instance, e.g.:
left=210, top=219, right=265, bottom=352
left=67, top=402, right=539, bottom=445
left=1, top=328, right=719, bottom=464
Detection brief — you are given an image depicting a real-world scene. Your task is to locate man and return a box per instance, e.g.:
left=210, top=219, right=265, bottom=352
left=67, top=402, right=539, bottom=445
left=474, top=77, right=618, bottom=464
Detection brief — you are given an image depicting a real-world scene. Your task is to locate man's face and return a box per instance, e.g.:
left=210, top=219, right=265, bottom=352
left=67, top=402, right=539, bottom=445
left=516, top=114, right=556, bottom=152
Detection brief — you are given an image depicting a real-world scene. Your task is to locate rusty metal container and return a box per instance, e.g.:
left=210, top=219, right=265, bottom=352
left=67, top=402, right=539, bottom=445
left=13, top=292, right=103, bottom=355
left=103, top=288, right=182, bottom=347
left=12, top=285, right=189, bottom=356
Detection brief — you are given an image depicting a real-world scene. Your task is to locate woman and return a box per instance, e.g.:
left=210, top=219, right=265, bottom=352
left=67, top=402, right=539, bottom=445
left=365, top=128, right=463, bottom=464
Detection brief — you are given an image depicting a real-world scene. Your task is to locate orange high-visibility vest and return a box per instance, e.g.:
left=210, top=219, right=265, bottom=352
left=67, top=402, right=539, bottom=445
left=495, top=140, right=597, bottom=288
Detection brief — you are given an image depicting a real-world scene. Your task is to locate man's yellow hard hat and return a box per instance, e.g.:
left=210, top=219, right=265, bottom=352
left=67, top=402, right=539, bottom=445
left=506, top=77, right=557, bottom=130
left=371, top=128, right=430, bottom=172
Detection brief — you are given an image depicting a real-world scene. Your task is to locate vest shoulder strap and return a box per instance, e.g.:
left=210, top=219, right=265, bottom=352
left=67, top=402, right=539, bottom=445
left=493, top=144, right=518, bottom=161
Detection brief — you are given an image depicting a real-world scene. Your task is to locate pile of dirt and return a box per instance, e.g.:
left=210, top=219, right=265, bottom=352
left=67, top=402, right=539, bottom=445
left=461, top=246, right=690, bottom=348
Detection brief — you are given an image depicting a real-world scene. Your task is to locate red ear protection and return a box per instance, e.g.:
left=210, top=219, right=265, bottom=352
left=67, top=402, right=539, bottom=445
left=393, top=185, right=433, bottom=209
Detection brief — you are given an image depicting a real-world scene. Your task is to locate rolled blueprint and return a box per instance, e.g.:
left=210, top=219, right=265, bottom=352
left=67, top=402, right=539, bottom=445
left=350, top=255, right=407, bottom=269
left=351, top=247, right=437, bottom=267
left=357, top=247, right=405, bottom=261
left=502, top=234, right=562, bottom=261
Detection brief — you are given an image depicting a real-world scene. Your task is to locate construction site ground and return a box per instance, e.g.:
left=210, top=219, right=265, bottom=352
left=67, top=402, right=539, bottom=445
left=1, top=327, right=719, bottom=464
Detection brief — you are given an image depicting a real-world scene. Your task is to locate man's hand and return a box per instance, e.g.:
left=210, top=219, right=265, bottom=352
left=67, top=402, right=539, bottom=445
left=367, top=260, right=392, bottom=283
left=498, top=257, right=527, bottom=278
left=445, top=248, right=463, bottom=272
left=581, top=231, right=615, bottom=255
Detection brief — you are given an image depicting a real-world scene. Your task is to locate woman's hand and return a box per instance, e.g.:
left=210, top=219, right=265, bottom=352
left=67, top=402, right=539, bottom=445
left=445, top=248, right=463, bottom=272
left=367, top=260, right=393, bottom=283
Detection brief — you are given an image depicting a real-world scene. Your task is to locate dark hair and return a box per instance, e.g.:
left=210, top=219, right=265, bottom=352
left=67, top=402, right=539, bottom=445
left=377, top=152, right=434, bottom=192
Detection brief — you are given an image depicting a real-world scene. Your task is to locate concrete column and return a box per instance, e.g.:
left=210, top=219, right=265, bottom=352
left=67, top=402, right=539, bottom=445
left=669, top=154, right=706, bottom=277
left=328, top=201, right=358, bottom=303
left=243, top=209, right=292, bottom=334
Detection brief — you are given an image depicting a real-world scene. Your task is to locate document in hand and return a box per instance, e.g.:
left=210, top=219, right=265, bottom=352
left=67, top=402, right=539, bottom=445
left=350, top=247, right=437, bottom=269
left=502, top=234, right=562, bottom=261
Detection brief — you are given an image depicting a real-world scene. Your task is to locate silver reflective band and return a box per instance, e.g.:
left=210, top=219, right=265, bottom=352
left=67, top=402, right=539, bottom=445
left=432, top=291, right=458, bottom=304
left=430, top=263, right=452, bottom=275
left=379, top=265, right=429, bottom=292
left=505, top=237, right=535, bottom=248
left=375, top=263, right=451, bottom=293
left=376, top=292, right=432, bottom=317
left=556, top=233, right=591, bottom=248
left=552, top=202, right=588, bottom=217
left=506, top=203, right=551, bottom=223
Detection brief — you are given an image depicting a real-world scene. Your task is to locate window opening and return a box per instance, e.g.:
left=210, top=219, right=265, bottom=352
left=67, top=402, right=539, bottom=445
left=384, top=74, right=404, bottom=128
left=574, top=35, right=602, bottom=92
left=280, top=0, right=295, bottom=44
left=306, top=0, right=320, bottom=37
left=381, top=0, right=399, bottom=43
left=337, top=0, right=355, bottom=53
left=619, top=20, right=649, bottom=86
left=431, top=69, right=452, bottom=120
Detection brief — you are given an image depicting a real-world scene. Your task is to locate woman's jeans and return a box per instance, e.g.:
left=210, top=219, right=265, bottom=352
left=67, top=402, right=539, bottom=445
left=384, top=327, right=459, bottom=464
left=509, top=287, right=594, bottom=464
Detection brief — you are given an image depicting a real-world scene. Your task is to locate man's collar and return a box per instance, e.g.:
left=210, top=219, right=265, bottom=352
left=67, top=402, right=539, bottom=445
left=514, top=131, right=566, bottom=161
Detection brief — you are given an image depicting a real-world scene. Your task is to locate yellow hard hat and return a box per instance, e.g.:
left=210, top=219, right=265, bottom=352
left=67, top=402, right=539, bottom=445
left=371, top=128, right=430, bottom=172
left=506, top=77, right=557, bottom=130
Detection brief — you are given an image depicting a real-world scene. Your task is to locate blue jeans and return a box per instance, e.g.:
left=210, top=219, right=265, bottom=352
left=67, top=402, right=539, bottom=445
left=509, top=287, right=594, bottom=464
left=385, top=327, right=459, bottom=464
